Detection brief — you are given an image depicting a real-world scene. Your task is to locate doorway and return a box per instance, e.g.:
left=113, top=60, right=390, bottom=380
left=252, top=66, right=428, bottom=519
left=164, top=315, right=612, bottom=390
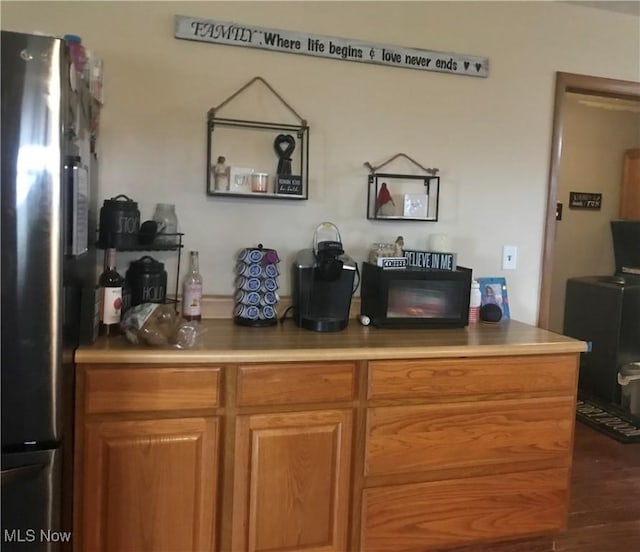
left=538, top=72, right=640, bottom=330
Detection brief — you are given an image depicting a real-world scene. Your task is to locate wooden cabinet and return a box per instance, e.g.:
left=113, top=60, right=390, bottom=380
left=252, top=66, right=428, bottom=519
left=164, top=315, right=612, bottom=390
left=75, top=361, right=357, bottom=552
left=75, top=335, right=581, bottom=552
left=361, top=354, right=579, bottom=551
left=231, top=362, right=356, bottom=552
left=231, top=409, right=353, bottom=552
left=75, top=364, right=221, bottom=552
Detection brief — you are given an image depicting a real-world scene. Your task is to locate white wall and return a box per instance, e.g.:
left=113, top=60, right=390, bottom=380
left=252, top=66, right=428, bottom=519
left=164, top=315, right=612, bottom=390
left=548, top=94, right=640, bottom=332
left=3, top=1, right=639, bottom=324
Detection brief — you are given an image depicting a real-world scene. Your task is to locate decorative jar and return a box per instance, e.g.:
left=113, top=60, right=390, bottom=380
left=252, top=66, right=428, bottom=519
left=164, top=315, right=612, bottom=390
left=153, top=203, right=178, bottom=246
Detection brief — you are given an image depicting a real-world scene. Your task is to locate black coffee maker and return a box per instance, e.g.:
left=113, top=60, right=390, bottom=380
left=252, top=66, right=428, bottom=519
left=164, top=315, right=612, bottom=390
left=292, top=223, right=356, bottom=332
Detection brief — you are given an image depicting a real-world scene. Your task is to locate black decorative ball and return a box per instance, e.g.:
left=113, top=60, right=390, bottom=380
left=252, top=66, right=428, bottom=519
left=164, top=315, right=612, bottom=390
left=480, top=303, right=502, bottom=323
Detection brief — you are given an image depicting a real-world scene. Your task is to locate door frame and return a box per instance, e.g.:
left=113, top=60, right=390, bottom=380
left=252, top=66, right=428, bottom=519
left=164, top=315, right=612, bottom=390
left=537, top=72, right=640, bottom=329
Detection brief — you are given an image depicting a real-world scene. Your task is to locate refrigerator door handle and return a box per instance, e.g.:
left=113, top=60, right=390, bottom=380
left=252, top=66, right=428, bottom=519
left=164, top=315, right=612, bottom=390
left=1, top=462, right=46, bottom=484
left=64, top=156, right=90, bottom=257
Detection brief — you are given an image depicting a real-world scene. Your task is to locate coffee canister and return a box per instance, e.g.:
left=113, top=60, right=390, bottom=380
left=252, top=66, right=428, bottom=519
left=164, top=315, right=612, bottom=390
left=98, top=194, right=140, bottom=249
left=126, top=256, right=167, bottom=306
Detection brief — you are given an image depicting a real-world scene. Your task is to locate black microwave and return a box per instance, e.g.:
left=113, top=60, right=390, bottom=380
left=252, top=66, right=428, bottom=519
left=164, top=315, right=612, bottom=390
left=360, top=262, right=472, bottom=328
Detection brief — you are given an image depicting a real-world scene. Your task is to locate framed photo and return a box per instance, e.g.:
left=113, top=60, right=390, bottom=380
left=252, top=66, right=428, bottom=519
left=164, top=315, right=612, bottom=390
left=477, top=277, right=510, bottom=319
left=403, top=193, right=429, bottom=218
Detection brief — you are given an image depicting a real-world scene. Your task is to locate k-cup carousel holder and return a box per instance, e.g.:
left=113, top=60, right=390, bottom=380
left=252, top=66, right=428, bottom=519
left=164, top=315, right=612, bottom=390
left=233, top=244, right=280, bottom=327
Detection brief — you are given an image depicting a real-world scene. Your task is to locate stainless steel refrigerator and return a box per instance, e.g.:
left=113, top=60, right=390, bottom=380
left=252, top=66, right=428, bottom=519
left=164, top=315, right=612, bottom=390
left=1, top=30, right=99, bottom=550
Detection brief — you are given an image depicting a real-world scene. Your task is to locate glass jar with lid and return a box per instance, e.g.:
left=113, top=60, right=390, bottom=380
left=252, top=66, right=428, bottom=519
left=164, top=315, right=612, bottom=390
left=368, top=243, right=396, bottom=264
left=153, top=203, right=178, bottom=246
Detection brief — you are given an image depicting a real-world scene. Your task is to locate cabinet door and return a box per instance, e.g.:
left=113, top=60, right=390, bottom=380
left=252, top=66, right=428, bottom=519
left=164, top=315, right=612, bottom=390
left=82, top=416, right=218, bottom=552
left=232, top=410, right=353, bottom=552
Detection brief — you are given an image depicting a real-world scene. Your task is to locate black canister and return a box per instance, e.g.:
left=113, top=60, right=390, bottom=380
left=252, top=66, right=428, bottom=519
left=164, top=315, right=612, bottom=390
left=98, top=194, right=141, bottom=249
left=126, top=256, right=167, bottom=306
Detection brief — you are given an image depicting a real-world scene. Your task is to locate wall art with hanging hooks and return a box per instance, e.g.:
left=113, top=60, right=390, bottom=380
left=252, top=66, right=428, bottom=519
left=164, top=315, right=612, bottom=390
left=364, top=153, right=440, bottom=221
left=207, top=76, right=309, bottom=200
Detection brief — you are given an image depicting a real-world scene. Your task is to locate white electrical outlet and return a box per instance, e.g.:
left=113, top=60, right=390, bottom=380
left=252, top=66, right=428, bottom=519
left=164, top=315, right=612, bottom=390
left=502, top=245, right=517, bottom=270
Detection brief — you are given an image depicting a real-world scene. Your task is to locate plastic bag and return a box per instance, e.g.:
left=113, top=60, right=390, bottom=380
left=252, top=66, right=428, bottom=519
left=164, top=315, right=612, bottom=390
left=120, top=303, right=201, bottom=348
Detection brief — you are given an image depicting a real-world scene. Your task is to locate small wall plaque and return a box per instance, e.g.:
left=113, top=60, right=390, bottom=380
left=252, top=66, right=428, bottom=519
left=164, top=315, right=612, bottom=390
left=569, top=192, right=602, bottom=210
left=276, top=175, right=303, bottom=195
left=377, top=256, right=408, bottom=269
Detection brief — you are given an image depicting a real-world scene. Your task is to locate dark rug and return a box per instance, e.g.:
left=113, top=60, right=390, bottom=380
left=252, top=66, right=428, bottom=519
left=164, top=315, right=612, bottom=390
left=576, top=394, right=640, bottom=444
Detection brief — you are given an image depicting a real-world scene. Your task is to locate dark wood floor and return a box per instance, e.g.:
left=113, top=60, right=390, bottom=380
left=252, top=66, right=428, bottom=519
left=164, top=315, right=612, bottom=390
left=438, top=421, right=640, bottom=552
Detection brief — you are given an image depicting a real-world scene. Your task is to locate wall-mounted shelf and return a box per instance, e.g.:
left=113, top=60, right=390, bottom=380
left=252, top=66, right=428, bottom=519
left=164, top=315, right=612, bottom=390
left=367, top=173, right=440, bottom=221
left=206, top=77, right=309, bottom=201
left=207, top=118, right=309, bottom=200
left=364, top=154, right=440, bottom=222
left=106, top=235, right=184, bottom=252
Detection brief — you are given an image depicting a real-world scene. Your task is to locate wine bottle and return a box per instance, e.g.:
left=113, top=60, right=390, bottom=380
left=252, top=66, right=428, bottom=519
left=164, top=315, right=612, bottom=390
left=182, top=251, right=203, bottom=321
left=99, top=248, right=124, bottom=336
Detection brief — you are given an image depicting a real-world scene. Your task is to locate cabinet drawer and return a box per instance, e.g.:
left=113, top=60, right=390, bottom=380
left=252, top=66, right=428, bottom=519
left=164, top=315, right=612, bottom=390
left=368, top=354, right=577, bottom=400
left=237, top=362, right=355, bottom=406
left=362, top=468, right=569, bottom=552
left=84, top=366, right=221, bottom=414
left=365, top=397, right=574, bottom=476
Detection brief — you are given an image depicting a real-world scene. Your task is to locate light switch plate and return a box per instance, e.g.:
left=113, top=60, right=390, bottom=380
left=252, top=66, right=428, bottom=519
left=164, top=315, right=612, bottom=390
left=502, top=245, right=517, bottom=270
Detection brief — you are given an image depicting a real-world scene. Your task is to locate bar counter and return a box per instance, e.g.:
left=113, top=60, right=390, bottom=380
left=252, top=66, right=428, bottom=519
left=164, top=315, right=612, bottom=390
left=76, top=318, right=586, bottom=364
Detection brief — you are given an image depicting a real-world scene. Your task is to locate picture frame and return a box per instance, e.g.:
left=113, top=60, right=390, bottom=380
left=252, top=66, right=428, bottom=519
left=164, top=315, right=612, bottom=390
left=403, top=193, right=429, bottom=218
left=477, top=277, right=510, bottom=319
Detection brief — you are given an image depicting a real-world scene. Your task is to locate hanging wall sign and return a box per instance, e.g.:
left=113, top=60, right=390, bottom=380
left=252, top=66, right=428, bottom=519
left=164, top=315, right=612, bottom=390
left=569, top=192, right=602, bottom=210
left=174, top=15, right=489, bottom=78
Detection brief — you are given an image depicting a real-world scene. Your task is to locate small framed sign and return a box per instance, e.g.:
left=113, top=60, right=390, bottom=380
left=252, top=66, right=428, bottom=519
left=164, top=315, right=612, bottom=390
left=276, top=175, right=303, bottom=195
left=403, top=249, right=457, bottom=271
left=377, top=256, right=408, bottom=269
left=569, top=192, right=602, bottom=210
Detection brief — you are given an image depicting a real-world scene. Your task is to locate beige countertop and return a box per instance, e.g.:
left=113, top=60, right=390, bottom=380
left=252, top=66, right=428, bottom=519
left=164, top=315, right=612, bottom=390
left=75, top=319, right=587, bottom=364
